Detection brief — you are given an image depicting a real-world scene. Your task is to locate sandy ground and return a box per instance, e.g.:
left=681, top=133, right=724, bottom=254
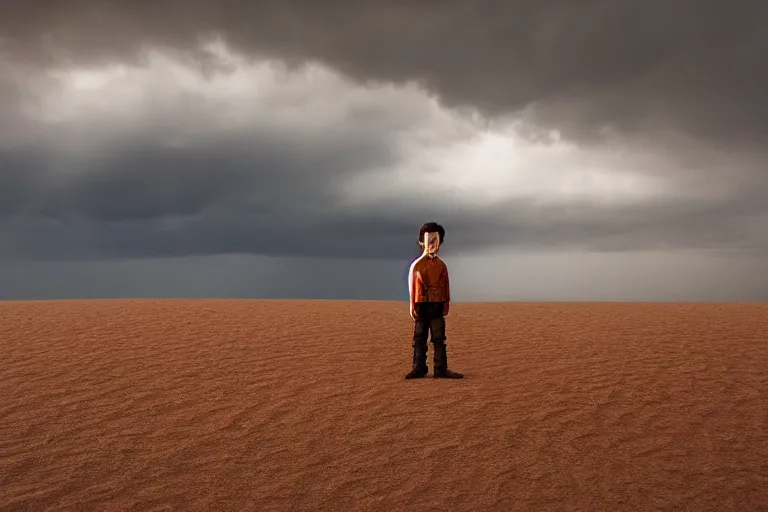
left=0, top=299, right=766, bottom=512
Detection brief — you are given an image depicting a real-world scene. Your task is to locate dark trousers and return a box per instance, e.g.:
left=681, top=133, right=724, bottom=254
left=413, top=302, right=447, bottom=346
left=412, top=302, right=447, bottom=371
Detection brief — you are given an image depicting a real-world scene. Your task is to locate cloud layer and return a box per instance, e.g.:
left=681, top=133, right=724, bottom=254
left=4, top=1, right=767, bottom=146
left=2, top=40, right=767, bottom=264
left=1, top=2, right=766, bottom=300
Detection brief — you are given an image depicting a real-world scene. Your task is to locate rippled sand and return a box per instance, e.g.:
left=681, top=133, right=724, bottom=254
left=1, top=299, right=766, bottom=511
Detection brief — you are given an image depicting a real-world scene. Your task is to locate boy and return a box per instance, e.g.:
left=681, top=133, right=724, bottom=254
left=405, top=222, right=464, bottom=379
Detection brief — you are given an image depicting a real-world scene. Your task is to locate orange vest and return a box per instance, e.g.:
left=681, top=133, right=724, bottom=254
left=410, top=256, right=450, bottom=303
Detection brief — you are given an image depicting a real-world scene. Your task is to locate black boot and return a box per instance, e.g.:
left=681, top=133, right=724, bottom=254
left=433, top=342, right=463, bottom=379
left=405, top=343, right=428, bottom=379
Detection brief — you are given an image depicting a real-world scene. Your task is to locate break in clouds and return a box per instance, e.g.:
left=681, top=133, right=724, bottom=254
left=1, top=1, right=767, bottom=300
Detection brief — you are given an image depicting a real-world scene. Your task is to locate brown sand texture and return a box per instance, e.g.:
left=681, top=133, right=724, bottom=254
left=1, top=300, right=767, bottom=511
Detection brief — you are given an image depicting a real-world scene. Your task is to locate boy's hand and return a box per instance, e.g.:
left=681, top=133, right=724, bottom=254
left=410, top=305, right=419, bottom=321
left=443, top=302, right=450, bottom=316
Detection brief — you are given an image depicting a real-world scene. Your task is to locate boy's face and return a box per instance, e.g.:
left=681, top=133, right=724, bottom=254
left=423, top=231, right=440, bottom=256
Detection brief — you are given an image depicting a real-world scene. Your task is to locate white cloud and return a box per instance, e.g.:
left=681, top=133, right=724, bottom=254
left=28, top=39, right=443, bottom=146
left=395, top=129, right=670, bottom=203
left=9, top=38, right=696, bottom=216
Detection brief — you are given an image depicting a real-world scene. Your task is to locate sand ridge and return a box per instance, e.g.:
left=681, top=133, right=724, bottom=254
left=1, top=299, right=767, bottom=511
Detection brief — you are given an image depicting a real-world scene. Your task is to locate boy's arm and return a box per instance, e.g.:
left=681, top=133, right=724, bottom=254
left=408, top=259, right=419, bottom=321
left=444, top=266, right=450, bottom=316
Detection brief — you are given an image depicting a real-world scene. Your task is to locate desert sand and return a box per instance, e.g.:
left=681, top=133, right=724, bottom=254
left=1, top=299, right=766, bottom=511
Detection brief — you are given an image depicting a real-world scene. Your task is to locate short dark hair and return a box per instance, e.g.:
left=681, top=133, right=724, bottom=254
left=418, top=222, right=445, bottom=245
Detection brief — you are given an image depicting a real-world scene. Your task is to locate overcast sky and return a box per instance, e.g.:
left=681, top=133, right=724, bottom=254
left=1, top=1, right=767, bottom=301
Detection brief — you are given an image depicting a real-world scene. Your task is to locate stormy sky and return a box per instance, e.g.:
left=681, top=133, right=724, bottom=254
left=1, top=1, right=767, bottom=301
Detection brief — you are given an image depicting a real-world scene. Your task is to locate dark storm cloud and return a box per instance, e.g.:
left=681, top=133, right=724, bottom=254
left=0, top=124, right=412, bottom=260
left=2, top=137, right=766, bottom=262
left=2, top=0, right=767, bottom=147
left=1, top=0, right=768, bottom=267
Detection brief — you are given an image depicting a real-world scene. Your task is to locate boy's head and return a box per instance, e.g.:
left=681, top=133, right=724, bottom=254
left=418, top=222, right=445, bottom=256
